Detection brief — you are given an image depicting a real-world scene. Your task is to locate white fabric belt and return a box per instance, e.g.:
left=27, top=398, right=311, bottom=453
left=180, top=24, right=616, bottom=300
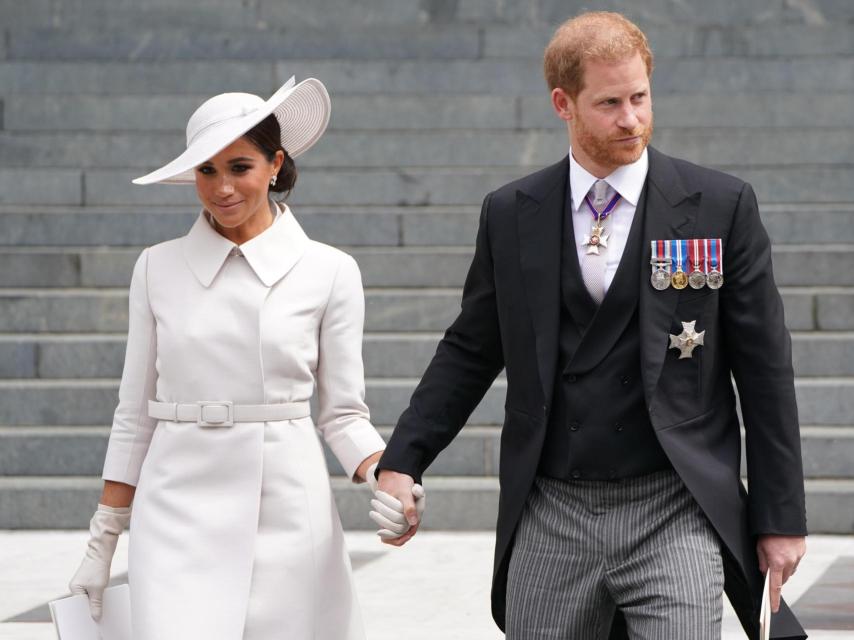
left=148, top=400, right=311, bottom=427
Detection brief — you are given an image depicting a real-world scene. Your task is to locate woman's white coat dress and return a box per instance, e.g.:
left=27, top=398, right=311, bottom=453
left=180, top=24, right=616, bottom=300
left=101, top=204, right=385, bottom=640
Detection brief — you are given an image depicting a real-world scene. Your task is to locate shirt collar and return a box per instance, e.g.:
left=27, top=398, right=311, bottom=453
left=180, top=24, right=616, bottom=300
left=182, top=202, right=309, bottom=288
left=568, top=146, right=649, bottom=212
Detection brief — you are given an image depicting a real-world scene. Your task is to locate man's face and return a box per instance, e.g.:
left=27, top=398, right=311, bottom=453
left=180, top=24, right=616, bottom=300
left=565, top=52, right=653, bottom=176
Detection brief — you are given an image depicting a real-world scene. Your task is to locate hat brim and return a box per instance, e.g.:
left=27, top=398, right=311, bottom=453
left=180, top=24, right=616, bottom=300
left=132, top=78, right=330, bottom=185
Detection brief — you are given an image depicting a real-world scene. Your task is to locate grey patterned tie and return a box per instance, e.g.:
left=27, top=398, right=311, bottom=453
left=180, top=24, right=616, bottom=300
left=581, top=180, right=611, bottom=304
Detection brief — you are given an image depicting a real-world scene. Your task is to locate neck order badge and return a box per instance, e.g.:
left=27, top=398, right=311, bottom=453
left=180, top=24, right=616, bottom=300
left=582, top=189, right=621, bottom=256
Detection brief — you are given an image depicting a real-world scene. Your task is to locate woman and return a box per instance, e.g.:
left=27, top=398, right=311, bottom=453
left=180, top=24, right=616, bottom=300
left=67, top=77, right=405, bottom=640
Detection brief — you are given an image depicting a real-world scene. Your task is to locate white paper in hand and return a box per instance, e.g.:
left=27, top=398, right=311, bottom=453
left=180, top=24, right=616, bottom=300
left=49, top=584, right=132, bottom=640
left=759, top=571, right=771, bottom=640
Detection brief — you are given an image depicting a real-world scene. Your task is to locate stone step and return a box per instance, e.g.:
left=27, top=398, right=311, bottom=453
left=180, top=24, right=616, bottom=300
left=0, top=378, right=506, bottom=427
left=5, top=26, right=483, bottom=61
left=1, top=424, right=851, bottom=480
left=5, top=129, right=854, bottom=170
left=8, top=93, right=854, bottom=133
left=4, top=330, right=851, bottom=380
left=484, top=24, right=854, bottom=58
left=4, top=94, right=518, bottom=132
left=1, top=475, right=850, bottom=532
left=0, top=286, right=848, bottom=332
left=0, top=332, right=444, bottom=379
left=1, top=205, right=854, bottom=246
left=3, top=0, right=852, bottom=30
left=0, top=376, right=851, bottom=427
left=0, top=425, right=500, bottom=478
left=4, top=166, right=854, bottom=207
left=6, top=24, right=854, bottom=62
left=0, top=244, right=851, bottom=289
left=3, top=58, right=854, bottom=95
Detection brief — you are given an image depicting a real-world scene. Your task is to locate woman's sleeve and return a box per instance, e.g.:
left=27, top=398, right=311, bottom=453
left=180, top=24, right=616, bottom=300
left=101, top=248, right=158, bottom=486
left=316, top=253, right=385, bottom=480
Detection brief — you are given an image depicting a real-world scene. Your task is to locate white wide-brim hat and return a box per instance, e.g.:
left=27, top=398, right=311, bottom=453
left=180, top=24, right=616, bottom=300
left=132, top=76, right=330, bottom=185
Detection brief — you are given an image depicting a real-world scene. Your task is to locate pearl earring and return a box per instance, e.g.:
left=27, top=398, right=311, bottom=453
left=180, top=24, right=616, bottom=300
left=270, top=175, right=277, bottom=187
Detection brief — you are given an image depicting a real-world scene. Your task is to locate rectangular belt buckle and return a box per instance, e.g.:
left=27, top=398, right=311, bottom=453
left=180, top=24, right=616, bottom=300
left=197, top=401, right=234, bottom=428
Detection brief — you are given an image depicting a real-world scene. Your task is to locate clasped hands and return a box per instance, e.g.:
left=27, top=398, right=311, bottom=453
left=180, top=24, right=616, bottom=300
left=366, top=464, right=425, bottom=546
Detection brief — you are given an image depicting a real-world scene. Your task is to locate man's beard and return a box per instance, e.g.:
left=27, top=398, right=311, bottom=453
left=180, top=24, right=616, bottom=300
left=573, top=112, right=653, bottom=170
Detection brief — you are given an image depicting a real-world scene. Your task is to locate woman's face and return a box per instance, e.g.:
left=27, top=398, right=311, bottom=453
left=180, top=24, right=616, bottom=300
left=194, top=137, right=283, bottom=233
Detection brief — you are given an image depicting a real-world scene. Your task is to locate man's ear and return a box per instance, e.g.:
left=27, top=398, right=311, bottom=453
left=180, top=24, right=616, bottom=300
left=551, top=88, right=574, bottom=122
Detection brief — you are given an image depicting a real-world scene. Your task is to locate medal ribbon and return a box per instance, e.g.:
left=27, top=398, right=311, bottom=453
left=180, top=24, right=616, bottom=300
left=689, top=238, right=704, bottom=271
left=654, top=239, right=668, bottom=266
left=709, top=238, right=721, bottom=272
left=584, top=192, right=622, bottom=222
left=669, top=239, right=688, bottom=273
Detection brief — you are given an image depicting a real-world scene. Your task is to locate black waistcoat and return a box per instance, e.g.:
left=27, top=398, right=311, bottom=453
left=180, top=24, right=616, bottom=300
left=538, top=178, right=671, bottom=481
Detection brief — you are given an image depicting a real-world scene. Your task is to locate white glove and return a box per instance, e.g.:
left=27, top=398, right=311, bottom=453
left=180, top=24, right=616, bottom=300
left=68, top=504, right=131, bottom=621
left=366, top=462, right=379, bottom=493
left=369, top=484, right=426, bottom=539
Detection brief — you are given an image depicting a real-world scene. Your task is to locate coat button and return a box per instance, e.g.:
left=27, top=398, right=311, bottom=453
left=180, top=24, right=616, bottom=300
left=569, top=421, right=580, bottom=432
left=621, top=376, right=630, bottom=386
left=615, top=423, right=624, bottom=432
left=571, top=470, right=581, bottom=479
left=568, top=374, right=578, bottom=383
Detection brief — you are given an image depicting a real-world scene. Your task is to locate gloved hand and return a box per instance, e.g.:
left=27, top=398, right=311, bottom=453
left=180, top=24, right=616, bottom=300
left=369, top=484, right=426, bottom=539
left=68, top=504, right=131, bottom=621
left=366, top=462, right=380, bottom=493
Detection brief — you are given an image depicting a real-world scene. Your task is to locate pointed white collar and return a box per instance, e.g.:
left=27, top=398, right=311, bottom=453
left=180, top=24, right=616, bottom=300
left=568, top=147, right=648, bottom=213
left=182, top=202, right=309, bottom=288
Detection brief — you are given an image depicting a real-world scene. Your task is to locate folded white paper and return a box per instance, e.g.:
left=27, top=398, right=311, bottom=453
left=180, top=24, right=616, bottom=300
left=49, top=584, right=132, bottom=640
left=759, top=571, right=771, bottom=640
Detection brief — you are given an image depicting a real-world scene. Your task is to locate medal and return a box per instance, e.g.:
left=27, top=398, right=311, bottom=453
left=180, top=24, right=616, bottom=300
left=707, top=238, right=724, bottom=289
left=583, top=223, right=609, bottom=255
left=581, top=189, right=621, bottom=256
left=671, top=239, right=688, bottom=290
left=650, top=240, right=672, bottom=290
left=688, top=238, right=707, bottom=289
left=669, top=320, right=705, bottom=359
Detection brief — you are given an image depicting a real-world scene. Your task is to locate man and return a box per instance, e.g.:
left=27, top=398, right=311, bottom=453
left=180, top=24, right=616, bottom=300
left=377, top=11, right=807, bottom=640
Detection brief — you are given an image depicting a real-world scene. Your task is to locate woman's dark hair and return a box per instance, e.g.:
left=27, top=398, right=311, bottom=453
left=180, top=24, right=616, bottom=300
left=243, top=114, right=297, bottom=199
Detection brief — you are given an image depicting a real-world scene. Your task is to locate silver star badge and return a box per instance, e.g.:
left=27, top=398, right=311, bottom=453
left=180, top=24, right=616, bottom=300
left=582, top=226, right=609, bottom=255
left=669, top=320, right=705, bottom=359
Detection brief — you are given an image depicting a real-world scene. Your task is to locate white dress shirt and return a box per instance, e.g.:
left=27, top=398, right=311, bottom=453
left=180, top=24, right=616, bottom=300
left=569, top=147, right=649, bottom=293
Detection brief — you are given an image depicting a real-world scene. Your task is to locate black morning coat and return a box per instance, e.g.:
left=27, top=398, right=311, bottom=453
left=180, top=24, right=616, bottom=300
left=378, top=147, right=808, bottom=640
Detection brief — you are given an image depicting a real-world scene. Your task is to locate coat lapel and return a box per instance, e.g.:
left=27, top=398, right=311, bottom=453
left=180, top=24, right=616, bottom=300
left=639, top=147, right=703, bottom=407
left=182, top=203, right=308, bottom=289
left=240, top=204, right=308, bottom=287
left=560, top=174, right=598, bottom=329
left=516, top=158, right=568, bottom=407
left=565, top=182, right=649, bottom=374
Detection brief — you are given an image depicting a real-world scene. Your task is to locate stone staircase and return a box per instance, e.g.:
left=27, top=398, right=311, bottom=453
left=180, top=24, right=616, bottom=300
left=1, top=0, right=853, bottom=532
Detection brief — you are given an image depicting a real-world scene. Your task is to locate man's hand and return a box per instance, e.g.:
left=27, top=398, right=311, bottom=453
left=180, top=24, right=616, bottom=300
left=756, top=535, right=806, bottom=613
left=375, top=470, right=421, bottom=547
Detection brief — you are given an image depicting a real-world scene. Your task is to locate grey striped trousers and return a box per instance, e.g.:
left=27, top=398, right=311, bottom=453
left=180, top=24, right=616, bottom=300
left=506, top=471, right=724, bottom=639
